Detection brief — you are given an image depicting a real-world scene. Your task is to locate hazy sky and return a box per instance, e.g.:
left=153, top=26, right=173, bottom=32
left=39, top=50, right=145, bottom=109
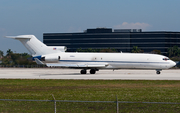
left=1, top=0, right=180, bottom=54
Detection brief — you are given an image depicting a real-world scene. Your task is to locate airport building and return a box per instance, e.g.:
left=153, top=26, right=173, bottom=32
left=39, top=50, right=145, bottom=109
left=43, top=28, right=180, bottom=54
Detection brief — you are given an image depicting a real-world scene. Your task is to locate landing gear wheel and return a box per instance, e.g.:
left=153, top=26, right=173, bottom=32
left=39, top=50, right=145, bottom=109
left=90, top=69, right=96, bottom=74
left=80, top=69, right=87, bottom=74
left=156, top=71, right=161, bottom=74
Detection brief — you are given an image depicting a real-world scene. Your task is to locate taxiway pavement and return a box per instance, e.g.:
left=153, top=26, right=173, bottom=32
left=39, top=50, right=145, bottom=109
left=0, top=68, right=179, bottom=80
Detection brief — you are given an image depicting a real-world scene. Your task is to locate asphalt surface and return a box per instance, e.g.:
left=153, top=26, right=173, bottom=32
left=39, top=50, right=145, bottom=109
left=0, top=68, right=179, bottom=80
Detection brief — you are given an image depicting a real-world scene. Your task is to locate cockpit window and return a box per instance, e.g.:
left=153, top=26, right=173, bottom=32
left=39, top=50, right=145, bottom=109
left=163, top=58, right=169, bottom=61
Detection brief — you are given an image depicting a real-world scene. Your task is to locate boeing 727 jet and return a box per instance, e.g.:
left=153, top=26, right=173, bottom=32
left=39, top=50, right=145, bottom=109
left=6, top=35, right=176, bottom=74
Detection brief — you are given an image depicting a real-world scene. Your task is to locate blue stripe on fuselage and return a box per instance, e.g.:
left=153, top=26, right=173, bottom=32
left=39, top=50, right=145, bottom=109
left=59, top=60, right=170, bottom=64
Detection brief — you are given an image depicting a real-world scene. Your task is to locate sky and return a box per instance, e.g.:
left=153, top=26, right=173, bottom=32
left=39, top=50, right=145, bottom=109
left=0, top=0, right=180, bottom=55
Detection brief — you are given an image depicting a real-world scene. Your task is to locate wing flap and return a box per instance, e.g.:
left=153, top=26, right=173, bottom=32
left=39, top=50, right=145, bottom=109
left=82, top=64, right=108, bottom=68
left=46, top=63, right=78, bottom=67
left=46, top=63, right=109, bottom=68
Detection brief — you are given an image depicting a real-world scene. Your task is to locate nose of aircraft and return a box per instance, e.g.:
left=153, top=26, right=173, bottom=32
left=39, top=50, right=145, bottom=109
left=170, top=60, right=176, bottom=68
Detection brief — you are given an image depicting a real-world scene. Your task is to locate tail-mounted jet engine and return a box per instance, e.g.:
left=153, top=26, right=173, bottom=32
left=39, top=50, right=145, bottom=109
left=33, top=55, right=60, bottom=63
left=41, top=55, right=60, bottom=62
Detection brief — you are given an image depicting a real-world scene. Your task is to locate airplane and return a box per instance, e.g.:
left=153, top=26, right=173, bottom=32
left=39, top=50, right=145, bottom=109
left=6, top=35, right=176, bottom=74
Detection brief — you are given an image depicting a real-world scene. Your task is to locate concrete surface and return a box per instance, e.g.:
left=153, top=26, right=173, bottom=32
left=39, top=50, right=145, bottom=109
left=0, top=68, right=179, bottom=80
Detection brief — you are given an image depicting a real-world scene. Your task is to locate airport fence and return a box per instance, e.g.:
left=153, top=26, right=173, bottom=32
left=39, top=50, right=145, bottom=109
left=0, top=96, right=180, bottom=113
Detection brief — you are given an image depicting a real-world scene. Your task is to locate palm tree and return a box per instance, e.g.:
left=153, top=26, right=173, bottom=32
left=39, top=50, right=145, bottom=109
left=167, top=46, right=180, bottom=57
left=0, top=50, right=3, bottom=58
left=167, top=47, right=173, bottom=57
left=173, top=45, right=180, bottom=56
left=6, top=49, right=13, bottom=57
left=131, top=46, right=141, bottom=53
left=151, top=50, right=161, bottom=54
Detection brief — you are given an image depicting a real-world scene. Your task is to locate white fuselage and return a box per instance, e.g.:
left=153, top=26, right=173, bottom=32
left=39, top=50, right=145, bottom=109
left=43, top=52, right=176, bottom=70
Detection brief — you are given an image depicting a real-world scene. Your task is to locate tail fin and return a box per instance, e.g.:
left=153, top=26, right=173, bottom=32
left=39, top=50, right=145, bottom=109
left=6, top=35, right=66, bottom=56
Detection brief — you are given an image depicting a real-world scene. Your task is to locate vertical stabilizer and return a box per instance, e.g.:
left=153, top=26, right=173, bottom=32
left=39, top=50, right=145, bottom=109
left=6, top=35, right=66, bottom=56
left=6, top=35, right=48, bottom=56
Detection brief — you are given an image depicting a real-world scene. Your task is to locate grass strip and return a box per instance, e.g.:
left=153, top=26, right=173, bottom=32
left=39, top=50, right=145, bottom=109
left=0, top=79, right=180, bottom=112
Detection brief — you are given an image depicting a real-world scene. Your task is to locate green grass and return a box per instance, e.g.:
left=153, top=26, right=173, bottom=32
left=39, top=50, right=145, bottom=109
left=0, top=79, right=180, bottom=112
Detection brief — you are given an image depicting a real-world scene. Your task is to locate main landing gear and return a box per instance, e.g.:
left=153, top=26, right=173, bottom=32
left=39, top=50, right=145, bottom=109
left=90, top=69, right=96, bottom=74
left=80, top=69, right=87, bottom=74
left=80, top=69, right=98, bottom=74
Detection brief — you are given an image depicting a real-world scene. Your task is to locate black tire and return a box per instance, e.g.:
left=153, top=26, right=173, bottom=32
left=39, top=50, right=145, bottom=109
left=80, top=70, right=86, bottom=74
left=90, top=69, right=96, bottom=74
left=156, top=71, right=161, bottom=74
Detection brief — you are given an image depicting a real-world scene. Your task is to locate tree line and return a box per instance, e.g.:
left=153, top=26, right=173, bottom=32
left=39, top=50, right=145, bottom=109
left=0, top=49, right=36, bottom=65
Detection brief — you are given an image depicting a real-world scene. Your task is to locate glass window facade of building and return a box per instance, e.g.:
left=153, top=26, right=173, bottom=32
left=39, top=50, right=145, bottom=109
left=43, top=28, right=180, bottom=54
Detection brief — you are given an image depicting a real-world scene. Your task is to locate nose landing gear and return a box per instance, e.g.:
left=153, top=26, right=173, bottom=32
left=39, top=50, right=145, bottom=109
left=156, top=71, right=161, bottom=74
left=156, top=69, right=162, bottom=74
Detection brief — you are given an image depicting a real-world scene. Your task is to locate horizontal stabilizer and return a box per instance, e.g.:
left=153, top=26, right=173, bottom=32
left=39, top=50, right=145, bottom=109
left=5, top=35, right=33, bottom=39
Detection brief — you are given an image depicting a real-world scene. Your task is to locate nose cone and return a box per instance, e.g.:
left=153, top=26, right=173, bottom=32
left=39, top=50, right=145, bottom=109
left=170, top=60, right=176, bottom=68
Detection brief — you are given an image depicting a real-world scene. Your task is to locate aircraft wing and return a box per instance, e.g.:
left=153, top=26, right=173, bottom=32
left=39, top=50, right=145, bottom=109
left=46, top=63, right=109, bottom=68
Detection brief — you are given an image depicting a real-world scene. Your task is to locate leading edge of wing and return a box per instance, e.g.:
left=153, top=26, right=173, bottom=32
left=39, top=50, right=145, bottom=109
left=34, top=58, right=44, bottom=65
